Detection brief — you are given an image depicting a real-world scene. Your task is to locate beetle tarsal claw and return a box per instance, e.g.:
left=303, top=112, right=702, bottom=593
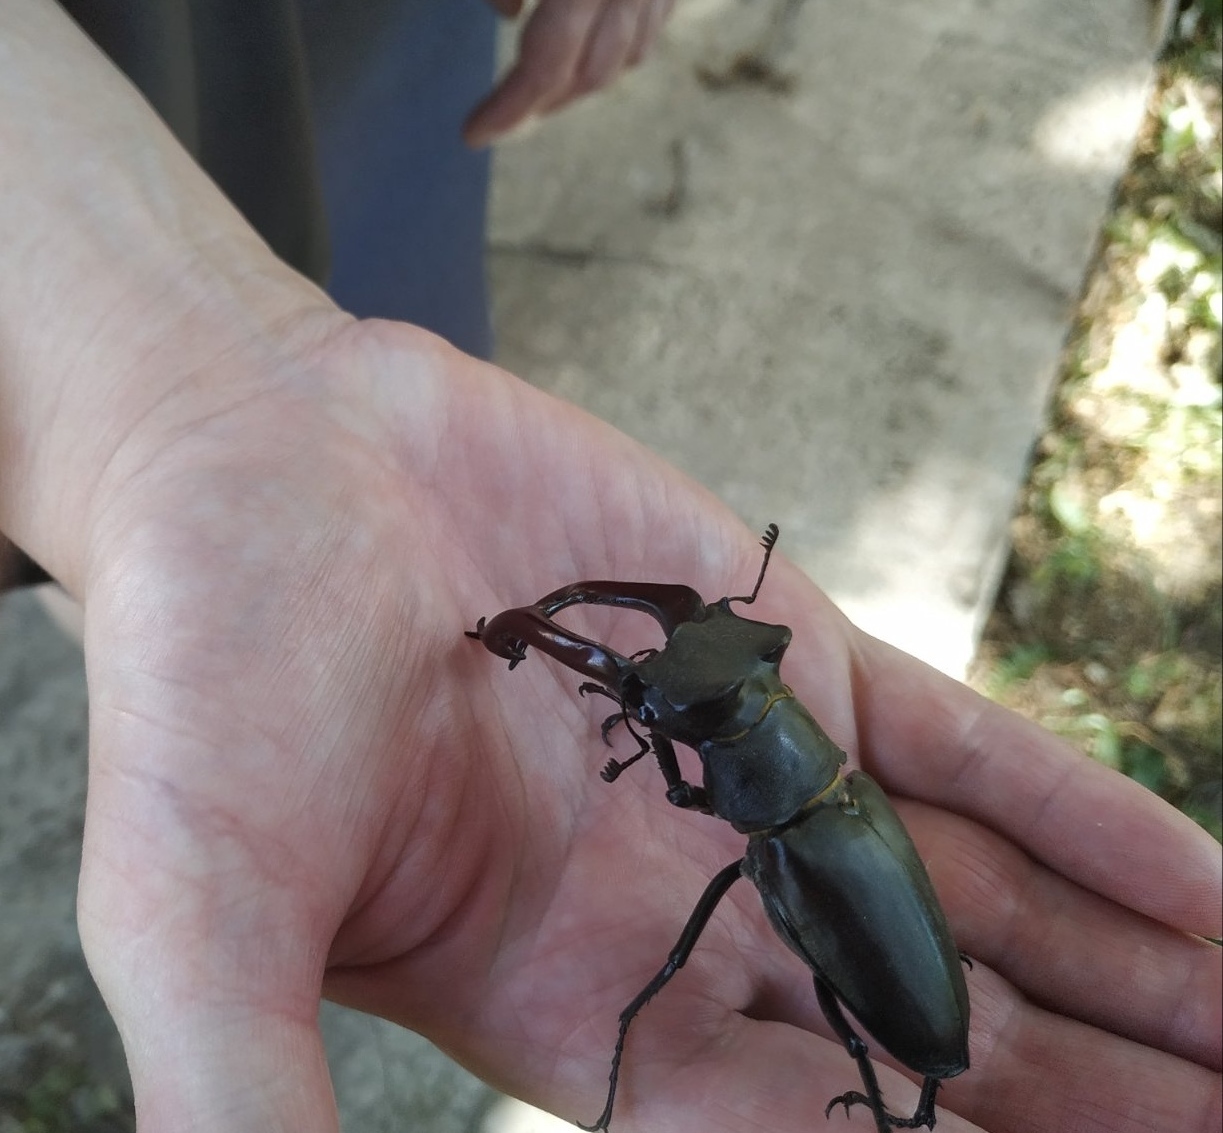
left=824, top=1090, right=862, bottom=1119
left=598, top=713, right=625, bottom=745
left=503, top=639, right=528, bottom=669
left=824, top=1090, right=937, bottom=1131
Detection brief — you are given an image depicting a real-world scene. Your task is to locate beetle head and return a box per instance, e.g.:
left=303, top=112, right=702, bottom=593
left=620, top=605, right=793, bottom=744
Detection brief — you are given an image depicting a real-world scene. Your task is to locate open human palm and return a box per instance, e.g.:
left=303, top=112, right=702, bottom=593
left=74, top=318, right=1220, bottom=1133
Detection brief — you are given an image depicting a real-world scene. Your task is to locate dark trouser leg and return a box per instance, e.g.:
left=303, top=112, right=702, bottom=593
left=298, top=0, right=498, bottom=358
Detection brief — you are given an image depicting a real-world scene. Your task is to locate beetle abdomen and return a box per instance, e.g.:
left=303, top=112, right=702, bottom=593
left=743, top=770, right=970, bottom=1079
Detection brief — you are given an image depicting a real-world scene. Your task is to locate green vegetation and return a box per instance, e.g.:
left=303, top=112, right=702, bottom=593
left=972, top=4, right=1223, bottom=841
left=6, top=1062, right=126, bottom=1133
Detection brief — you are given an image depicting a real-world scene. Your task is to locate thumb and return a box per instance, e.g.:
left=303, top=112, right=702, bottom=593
left=107, top=992, right=336, bottom=1133
left=77, top=766, right=341, bottom=1131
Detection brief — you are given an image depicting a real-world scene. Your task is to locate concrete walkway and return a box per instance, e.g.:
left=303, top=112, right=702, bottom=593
left=490, top=0, right=1160, bottom=677
left=0, top=1, right=1165, bottom=1129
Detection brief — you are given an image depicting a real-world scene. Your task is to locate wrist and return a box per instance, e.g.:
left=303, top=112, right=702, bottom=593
left=0, top=0, right=337, bottom=596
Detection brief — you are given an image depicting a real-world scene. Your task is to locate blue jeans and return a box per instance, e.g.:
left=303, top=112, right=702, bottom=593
left=300, top=0, right=498, bottom=358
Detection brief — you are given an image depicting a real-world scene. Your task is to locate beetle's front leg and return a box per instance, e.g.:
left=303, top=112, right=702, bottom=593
left=651, top=734, right=712, bottom=814
left=577, top=683, right=654, bottom=783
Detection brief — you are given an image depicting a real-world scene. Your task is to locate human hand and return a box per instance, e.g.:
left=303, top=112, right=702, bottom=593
left=4, top=4, right=1217, bottom=1128
left=70, top=315, right=1219, bottom=1132
left=465, top=0, right=677, bottom=147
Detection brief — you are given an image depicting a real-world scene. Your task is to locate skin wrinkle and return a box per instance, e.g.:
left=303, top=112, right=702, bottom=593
left=986, top=841, right=1058, bottom=986
left=978, top=986, right=1208, bottom=1133
left=91, top=670, right=366, bottom=959
left=845, top=634, right=886, bottom=778
left=1012, top=750, right=1079, bottom=852
left=496, top=890, right=614, bottom=1059
left=340, top=709, right=501, bottom=960
left=936, top=692, right=995, bottom=803
left=85, top=779, right=335, bottom=1010
left=928, top=803, right=1215, bottom=1069
left=934, top=820, right=1027, bottom=953
left=546, top=854, right=771, bottom=1121
left=85, top=386, right=302, bottom=596
left=45, top=239, right=311, bottom=488
left=1158, top=936, right=1222, bottom=1070
left=326, top=837, right=469, bottom=974
left=301, top=596, right=398, bottom=747
left=960, top=975, right=1031, bottom=1128
left=942, top=692, right=1110, bottom=888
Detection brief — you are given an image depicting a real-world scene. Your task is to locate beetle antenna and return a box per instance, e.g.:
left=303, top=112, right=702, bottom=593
left=728, top=523, right=780, bottom=605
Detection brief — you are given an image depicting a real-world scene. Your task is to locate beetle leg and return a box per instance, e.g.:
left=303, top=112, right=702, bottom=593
left=651, top=734, right=712, bottom=814
left=578, top=683, right=653, bottom=781
left=576, top=684, right=635, bottom=747
left=576, top=860, right=744, bottom=1132
left=578, top=681, right=617, bottom=701
left=815, top=978, right=892, bottom=1133
left=599, top=713, right=628, bottom=745
left=817, top=979, right=941, bottom=1131
left=598, top=723, right=652, bottom=783
left=577, top=682, right=627, bottom=744
left=895, top=1078, right=941, bottom=1129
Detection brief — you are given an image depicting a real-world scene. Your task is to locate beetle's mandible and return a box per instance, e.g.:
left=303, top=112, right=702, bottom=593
left=466, top=525, right=970, bottom=1132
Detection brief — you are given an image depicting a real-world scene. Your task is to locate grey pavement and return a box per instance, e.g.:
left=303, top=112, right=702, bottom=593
left=491, top=0, right=1161, bottom=676
left=1, top=2, right=1166, bottom=1129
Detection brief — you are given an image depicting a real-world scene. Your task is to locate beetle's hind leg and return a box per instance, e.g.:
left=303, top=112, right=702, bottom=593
left=815, top=979, right=939, bottom=1132
left=576, top=860, right=744, bottom=1132
left=825, top=1079, right=940, bottom=1131
left=825, top=1078, right=940, bottom=1131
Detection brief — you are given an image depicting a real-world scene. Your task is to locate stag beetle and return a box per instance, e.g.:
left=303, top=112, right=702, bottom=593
left=466, top=526, right=969, bottom=1132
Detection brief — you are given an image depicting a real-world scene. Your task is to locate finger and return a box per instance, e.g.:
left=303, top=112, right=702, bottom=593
left=78, top=754, right=343, bottom=1131
left=568, top=0, right=641, bottom=101
left=711, top=902, right=1217, bottom=1133
left=626, top=0, right=675, bottom=67
left=955, top=961, right=1222, bottom=1133
left=118, top=1001, right=335, bottom=1132
left=903, top=800, right=1223, bottom=1069
left=851, top=635, right=1223, bottom=938
left=464, top=0, right=603, bottom=147
left=81, top=890, right=338, bottom=1132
